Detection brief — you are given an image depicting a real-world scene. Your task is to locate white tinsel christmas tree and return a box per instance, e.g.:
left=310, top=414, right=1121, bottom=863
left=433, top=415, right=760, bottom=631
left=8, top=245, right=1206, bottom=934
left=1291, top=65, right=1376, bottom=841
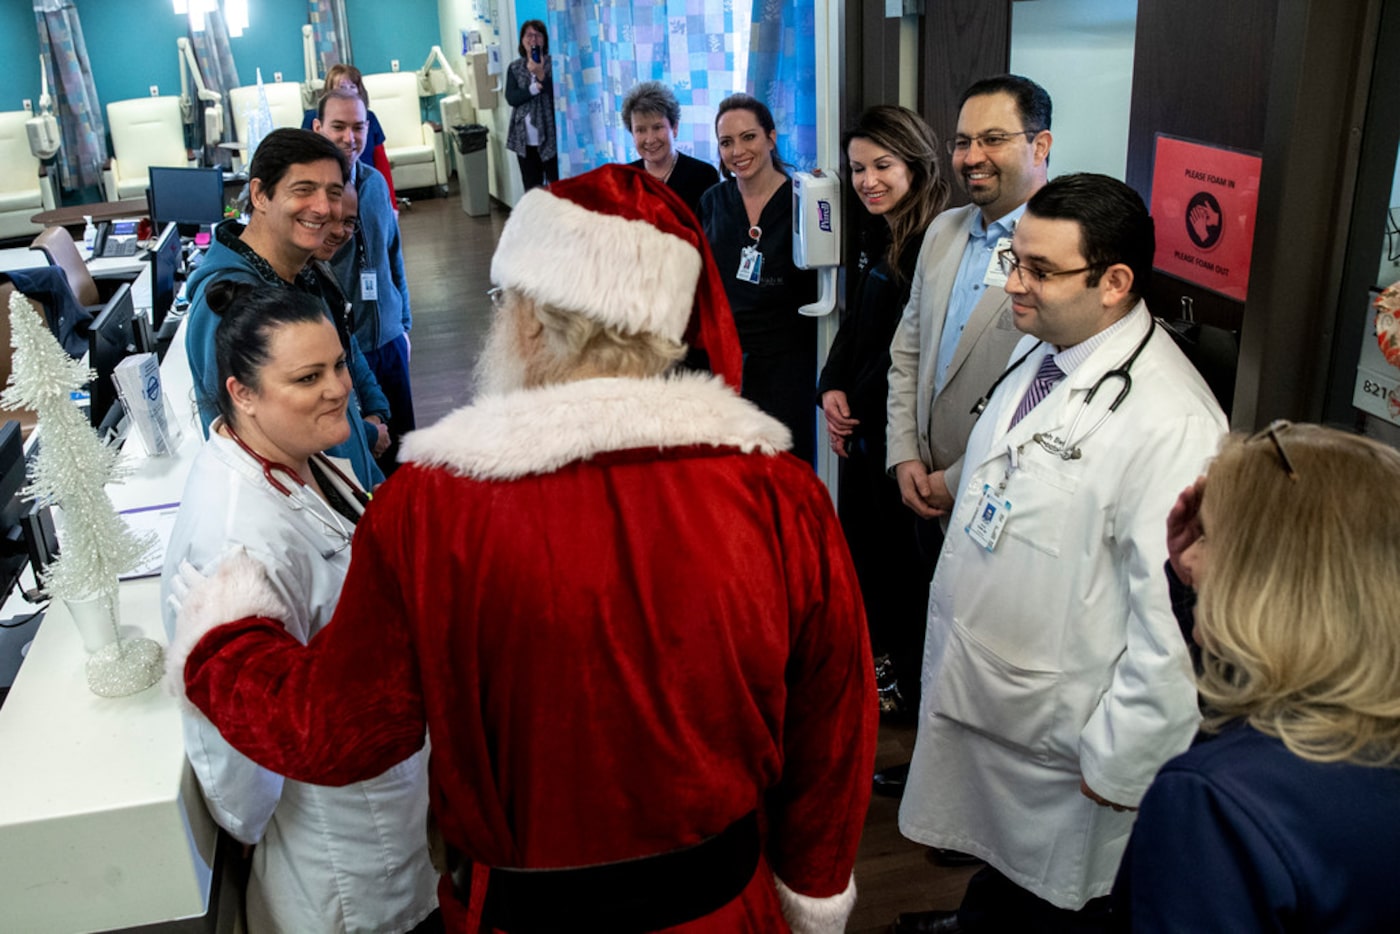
left=2, top=290, right=163, bottom=696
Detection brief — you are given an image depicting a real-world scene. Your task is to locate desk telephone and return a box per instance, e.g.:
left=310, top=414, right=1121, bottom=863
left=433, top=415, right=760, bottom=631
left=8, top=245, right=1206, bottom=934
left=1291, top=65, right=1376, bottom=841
left=92, top=219, right=141, bottom=258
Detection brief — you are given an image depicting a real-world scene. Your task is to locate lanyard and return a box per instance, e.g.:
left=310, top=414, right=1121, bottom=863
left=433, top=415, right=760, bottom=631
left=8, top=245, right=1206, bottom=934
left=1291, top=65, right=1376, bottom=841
left=1032, top=318, right=1158, bottom=461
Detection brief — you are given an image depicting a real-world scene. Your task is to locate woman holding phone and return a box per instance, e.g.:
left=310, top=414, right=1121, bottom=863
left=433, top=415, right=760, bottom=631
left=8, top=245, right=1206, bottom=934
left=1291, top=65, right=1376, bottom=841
left=505, top=20, right=558, bottom=191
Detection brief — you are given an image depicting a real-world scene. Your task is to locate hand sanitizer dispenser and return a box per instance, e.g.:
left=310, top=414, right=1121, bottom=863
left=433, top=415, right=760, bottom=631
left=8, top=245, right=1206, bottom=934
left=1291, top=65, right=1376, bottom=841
left=792, top=170, right=840, bottom=270
left=792, top=170, right=840, bottom=317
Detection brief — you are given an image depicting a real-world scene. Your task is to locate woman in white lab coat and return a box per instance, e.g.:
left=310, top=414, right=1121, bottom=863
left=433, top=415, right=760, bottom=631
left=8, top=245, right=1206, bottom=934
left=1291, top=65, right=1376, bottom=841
left=161, top=281, right=438, bottom=933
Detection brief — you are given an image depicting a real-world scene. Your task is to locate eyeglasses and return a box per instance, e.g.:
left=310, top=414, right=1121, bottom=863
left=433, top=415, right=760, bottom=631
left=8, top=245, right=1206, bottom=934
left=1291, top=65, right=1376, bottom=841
left=996, top=248, right=1097, bottom=287
left=947, top=130, right=1040, bottom=156
left=339, top=218, right=358, bottom=234
left=487, top=286, right=505, bottom=309
left=1247, top=419, right=1299, bottom=481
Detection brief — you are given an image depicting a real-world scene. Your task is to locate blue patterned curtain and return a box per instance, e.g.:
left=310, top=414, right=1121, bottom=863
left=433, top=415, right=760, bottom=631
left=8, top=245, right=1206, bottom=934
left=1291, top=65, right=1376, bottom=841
left=33, top=0, right=107, bottom=191
left=308, top=0, right=348, bottom=74
left=551, top=0, right=748, bottom=177
left=187, top=10, right=240, bottom=169
left=747, top=0, right=816, bottom=172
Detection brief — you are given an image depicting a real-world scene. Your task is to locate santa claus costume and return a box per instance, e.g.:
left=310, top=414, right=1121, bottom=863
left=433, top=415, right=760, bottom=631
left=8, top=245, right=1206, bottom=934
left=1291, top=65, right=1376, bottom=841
left=170, top=165, right=877, bottom=933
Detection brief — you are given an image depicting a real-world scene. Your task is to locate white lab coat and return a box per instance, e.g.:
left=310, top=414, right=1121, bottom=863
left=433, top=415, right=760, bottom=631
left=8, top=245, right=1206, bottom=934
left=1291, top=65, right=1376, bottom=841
left=898, top=303, right=1227, bottom=909
left=161, top=429, right=437, bottom=933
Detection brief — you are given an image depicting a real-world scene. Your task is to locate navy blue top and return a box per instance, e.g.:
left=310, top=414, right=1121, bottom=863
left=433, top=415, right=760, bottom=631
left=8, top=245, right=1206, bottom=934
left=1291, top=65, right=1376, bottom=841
left=1113, top=721, right=1400, bottom=932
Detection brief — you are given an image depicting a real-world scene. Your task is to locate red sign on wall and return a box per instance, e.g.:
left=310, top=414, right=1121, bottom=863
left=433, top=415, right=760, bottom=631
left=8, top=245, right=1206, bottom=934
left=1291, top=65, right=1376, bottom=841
left=1149, top=135, right=1262, bottom=301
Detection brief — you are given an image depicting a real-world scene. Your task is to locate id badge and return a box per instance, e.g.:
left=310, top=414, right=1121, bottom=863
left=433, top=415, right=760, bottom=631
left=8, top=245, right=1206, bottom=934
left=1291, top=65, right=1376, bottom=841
left=965, top=483, right=1011, bottom=552
left=360, top=269, right=379, bottom=301
left=982, top=235, right=1013, bottom=287
left=736, top=246, right=763, bottom=284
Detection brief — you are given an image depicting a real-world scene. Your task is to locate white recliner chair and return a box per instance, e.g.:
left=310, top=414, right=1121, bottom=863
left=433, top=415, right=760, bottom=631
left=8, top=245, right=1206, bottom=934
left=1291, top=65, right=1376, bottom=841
left=229, top=80, right=305, bottom=167
left=0, top=111, right=57, bottom=241
left=103, top=97, right=193, bottom=202
left=360, top=71, right=448, bottom=193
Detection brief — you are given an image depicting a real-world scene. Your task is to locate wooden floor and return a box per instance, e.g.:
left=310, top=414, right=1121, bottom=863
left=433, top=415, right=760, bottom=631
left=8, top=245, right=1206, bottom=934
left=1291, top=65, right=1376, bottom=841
left=396, top=185, right=975, bottom=931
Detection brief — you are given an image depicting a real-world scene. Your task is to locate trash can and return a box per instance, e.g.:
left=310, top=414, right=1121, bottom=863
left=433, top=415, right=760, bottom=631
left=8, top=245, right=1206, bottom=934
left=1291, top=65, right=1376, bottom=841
left=450, top=124, right=491, bottom=217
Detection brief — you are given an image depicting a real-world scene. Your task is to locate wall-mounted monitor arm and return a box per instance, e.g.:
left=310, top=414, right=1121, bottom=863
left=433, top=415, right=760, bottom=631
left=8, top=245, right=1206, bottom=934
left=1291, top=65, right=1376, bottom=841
left=177, top=37, right=225, bottom=146
left=418, top=45, right=466, bottom=97
left=27, top=54, right=60, bottom=160
left=302, top=25, right=321, bottom=109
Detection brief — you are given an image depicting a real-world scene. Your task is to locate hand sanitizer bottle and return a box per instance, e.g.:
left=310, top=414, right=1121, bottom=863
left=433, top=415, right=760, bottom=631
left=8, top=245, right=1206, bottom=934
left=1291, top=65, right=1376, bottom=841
left=82, top=215, right=96, bottom=255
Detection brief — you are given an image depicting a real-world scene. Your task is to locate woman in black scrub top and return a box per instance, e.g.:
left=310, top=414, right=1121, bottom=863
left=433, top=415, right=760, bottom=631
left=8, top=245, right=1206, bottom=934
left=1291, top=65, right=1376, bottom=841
left=699, top=94, right=818, bottom=465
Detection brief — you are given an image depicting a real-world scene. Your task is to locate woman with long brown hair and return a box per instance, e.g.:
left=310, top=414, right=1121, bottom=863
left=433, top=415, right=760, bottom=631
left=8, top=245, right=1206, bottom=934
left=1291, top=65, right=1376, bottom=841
left=818, top=105, right=949, bottom=718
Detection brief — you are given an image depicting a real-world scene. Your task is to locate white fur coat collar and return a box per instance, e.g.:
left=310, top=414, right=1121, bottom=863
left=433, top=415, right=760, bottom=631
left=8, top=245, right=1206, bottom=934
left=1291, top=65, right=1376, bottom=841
left=400, top=372, right=792, bottom=480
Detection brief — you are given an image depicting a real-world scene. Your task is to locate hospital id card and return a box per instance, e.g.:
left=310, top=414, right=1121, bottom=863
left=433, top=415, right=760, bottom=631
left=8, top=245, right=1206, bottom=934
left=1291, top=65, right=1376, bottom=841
left=737, top=246, right=763, bottom=284
left=965, top=483, right=1011, bottom=552
left=982, top=235, right=1012, bottom=288
left=360, top=269, right=379, bottom=301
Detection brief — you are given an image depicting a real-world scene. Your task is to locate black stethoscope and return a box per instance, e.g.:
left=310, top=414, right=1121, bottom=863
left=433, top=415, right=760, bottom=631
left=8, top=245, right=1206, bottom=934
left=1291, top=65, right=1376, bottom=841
left=225, top=423, right=361, bottom=555
left=970, top=317, right=1158, bottom=461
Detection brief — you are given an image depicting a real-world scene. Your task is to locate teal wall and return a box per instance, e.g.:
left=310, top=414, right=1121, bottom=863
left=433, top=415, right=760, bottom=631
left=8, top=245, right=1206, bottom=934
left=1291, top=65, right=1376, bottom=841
left=516, top=0, right=548, bottom=42
left=0, top=4, right=43, bottom=112
left=2, top=0, right=439, bottom=121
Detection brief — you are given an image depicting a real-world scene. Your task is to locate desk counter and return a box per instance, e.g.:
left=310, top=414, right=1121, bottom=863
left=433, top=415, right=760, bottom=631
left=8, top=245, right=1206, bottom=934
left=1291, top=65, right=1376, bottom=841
left=30, top=201, right=149, bottom=232
left=0, top=326, right=220, bottom=933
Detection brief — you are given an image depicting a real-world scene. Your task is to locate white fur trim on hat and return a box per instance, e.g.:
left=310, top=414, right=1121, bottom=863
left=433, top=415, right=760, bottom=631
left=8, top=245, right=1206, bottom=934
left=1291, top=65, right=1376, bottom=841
left=400, top=371, right=791, bottom=480
left=774, top=873, right=857, bottom=934
left=164, top=547, right=292, bottom=700
left=489, top=186, right=702, bottom=342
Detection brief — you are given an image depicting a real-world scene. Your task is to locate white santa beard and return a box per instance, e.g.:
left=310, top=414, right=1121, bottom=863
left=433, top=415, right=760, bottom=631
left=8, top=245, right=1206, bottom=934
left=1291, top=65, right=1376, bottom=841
left=474, top=309, right=529, bottom=396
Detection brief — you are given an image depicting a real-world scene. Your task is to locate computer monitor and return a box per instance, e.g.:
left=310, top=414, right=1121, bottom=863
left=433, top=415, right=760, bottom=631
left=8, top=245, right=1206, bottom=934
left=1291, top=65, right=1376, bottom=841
left=148, top=221, right=181, bottom=333
left=148, top=166, right=225, bottom=234
left=87, top=282, right=136, bottom=434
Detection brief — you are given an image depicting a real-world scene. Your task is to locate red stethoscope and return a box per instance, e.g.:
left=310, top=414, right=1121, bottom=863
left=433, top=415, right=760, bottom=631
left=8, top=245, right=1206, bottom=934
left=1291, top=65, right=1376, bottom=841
left=224, top=423, right=362, bottom=555
left=225, top=422, right=312, bottom=496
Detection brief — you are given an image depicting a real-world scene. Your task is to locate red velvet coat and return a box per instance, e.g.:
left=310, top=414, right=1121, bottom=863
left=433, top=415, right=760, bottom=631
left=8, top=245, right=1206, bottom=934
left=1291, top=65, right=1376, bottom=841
left=176, top=373, right=877, bottom=932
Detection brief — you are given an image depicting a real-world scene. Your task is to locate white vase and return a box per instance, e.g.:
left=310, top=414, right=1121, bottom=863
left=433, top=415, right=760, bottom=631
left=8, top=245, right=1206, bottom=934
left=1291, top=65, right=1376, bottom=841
left=65, top=594, right=117, bottom=654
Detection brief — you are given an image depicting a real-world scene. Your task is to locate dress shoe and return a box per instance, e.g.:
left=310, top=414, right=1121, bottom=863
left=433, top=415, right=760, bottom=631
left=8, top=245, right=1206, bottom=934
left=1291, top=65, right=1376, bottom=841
left=926, top=846, right=983, bottom=868
left=875, top=655, right=908, bottom=716
left=872, top=761, right=910, bottom=798
left=890, top=908, right=961, bottom=933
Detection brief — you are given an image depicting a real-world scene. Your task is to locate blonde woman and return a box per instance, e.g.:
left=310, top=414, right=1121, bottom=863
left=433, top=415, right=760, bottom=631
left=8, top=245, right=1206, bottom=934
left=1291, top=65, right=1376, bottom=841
left=1114, top=422, right=1400, bottom=931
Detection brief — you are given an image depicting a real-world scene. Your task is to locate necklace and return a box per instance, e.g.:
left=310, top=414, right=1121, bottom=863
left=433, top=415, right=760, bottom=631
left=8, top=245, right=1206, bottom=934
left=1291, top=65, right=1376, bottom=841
left=648, top=151, right=678, bottom=184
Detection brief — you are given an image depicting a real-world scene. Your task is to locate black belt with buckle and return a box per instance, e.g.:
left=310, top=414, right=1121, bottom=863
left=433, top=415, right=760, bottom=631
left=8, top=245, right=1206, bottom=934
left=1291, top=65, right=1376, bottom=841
left=452, top=811, right=760, bottom=933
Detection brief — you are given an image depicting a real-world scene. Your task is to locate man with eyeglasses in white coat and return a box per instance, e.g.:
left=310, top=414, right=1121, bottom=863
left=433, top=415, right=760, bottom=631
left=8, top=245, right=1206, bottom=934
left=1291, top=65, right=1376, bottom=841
left=891, top=173, right=1227, bottom=934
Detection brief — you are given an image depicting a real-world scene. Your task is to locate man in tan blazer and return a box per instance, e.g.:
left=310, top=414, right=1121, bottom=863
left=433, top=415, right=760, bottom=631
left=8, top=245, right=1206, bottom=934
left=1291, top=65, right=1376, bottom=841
left=887, top=75, right=1053, bottom=519
left=875, top=75, right=1053, bottom=810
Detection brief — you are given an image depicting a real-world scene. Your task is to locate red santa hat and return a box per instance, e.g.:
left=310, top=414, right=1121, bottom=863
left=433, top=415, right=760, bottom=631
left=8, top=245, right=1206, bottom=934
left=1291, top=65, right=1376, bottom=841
left=489, top=164, right=744, bottom=388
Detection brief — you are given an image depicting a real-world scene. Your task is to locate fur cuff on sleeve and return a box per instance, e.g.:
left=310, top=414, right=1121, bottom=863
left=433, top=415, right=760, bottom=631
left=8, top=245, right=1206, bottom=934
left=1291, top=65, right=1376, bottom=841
left=774, top=873, right=857, bottom=934
left=164, top=548, right=291, bottom=697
